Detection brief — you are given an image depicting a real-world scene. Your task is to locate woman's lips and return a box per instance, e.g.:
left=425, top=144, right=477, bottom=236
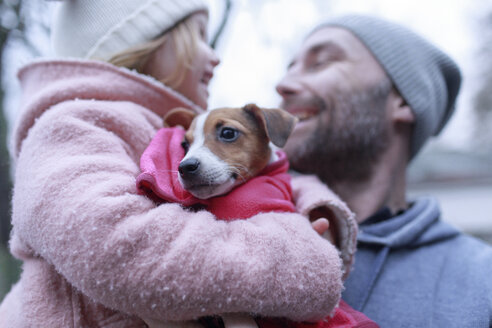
left=201, top=71, right=213, bottom=85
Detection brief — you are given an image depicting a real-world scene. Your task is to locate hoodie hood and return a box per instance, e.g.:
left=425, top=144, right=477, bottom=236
left=344, top=197, right=460, bottom=312
left=13, top=59, right=202, bottom=159
left=358, top=197, right=459, bottom=248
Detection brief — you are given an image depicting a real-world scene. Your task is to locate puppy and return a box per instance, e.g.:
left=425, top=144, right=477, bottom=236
left=164, top=103, right=297, bottom=200
left=141, top=104, right=296, bottom=328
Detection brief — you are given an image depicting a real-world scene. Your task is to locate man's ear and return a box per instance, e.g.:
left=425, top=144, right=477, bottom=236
left=390, top=89, right=415, bottom=124
left=163, top=107, right=197, bottom=129
left=243, top=103, right=298, bottom=147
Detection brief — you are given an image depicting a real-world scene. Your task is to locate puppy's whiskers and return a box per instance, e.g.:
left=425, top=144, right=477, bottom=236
left=228, top=163, right=251, bottom=183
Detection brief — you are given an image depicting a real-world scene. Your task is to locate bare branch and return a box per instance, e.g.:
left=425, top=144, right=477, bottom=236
left=210, top=0, right=232, bottom=50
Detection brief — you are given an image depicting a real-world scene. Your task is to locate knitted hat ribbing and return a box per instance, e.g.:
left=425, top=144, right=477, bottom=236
left=317, top=15, right=462, bottom=159
left=51, top=0, right=208, bottom=61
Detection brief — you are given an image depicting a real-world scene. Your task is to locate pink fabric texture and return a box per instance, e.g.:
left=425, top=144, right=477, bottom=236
left=0, top=59, right=355, bottom=327
left=291, top=175, right=357, bottom=280
left=136, top=127, right=296, bottom=220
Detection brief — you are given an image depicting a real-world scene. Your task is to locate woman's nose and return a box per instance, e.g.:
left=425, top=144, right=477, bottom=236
left=209, top=48, right=220, bottom=67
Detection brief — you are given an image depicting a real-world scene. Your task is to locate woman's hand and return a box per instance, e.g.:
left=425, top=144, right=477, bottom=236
left=311, top=218, right=330, bottom=236
left=310, top=208, right=337, bottom=246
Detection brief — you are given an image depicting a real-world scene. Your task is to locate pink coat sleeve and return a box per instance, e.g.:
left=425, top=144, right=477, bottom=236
left=10, top=100, right=342, bottom=322
left=291, top=175, right=358, bottom=279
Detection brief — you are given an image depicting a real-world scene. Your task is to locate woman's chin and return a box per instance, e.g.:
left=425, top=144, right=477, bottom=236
left=195, top=84, right=209, bottom=109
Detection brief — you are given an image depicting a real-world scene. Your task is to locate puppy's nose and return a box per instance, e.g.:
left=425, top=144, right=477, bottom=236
left=179, top=158, right=200, bottom=177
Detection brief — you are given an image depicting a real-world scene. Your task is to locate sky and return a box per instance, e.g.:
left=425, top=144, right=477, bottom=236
left=206, top=0, right=488, bottom=151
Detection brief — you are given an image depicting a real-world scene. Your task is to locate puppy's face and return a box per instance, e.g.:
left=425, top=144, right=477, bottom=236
left=165, top=104, right=297, bottom=199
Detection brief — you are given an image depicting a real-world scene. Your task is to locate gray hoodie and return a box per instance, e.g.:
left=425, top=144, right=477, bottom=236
left=343, top=197, right=492, bottom=327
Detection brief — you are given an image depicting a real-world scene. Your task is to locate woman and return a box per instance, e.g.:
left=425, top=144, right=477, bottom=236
left=0, top=0, right=358, bottom=327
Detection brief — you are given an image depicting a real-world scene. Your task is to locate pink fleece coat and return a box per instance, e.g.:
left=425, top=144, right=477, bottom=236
left=0, top=59, right=357, bottom=328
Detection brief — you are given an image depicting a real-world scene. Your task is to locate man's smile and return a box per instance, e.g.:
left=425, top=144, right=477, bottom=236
left=281, top=102, right=322, bottom=122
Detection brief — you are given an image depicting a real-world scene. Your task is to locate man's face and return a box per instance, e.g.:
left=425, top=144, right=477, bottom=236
left=277, top=27, right=393, bottom=184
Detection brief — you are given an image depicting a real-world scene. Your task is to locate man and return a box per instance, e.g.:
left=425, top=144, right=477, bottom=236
left=277, top=15, right=492, bottom=327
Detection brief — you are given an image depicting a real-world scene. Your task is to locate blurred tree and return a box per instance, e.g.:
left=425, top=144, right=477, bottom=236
left=0, top=0, right=51, bottom=301
left=0, top=0, right=22, bottom=302
left=1, top=0, right=49, bottom=243
left=0, top=0, right=20, bottom=252
left=211, top=0, right=232, bottom=49
left=0, top=86, right=10, bottom=247
left=473, top=8, right=492, bottom=154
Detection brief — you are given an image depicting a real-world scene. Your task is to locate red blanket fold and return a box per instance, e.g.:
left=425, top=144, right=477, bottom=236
left=258, top=300, right=378, bottom=328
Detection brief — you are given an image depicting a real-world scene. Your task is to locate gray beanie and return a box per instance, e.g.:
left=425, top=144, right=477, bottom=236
left=318, top=15, right=462, bottom=159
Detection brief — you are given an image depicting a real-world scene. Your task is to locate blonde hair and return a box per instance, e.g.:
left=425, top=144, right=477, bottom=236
left=108, top=15, right=199, bottom=89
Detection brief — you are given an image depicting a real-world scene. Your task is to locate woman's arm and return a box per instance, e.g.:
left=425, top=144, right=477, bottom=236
left=291, top=174, right=358, bottom=279
left=11, top=100, right=342, bottom=322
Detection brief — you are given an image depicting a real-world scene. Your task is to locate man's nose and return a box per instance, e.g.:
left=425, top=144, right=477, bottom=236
left=276, top=75, right=302, bottom=98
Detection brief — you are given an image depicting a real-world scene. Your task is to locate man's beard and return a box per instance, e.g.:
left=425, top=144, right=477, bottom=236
left=287, top=80, right=392, bottom=186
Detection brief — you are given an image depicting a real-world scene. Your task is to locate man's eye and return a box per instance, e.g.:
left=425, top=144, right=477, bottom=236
left=181, top=140, right=190, bottom=152
left=219, top=127, right=239, bottom=142
left=307, top=53, right=333, bottom=71
left=309, top=59, right=327, bottom=70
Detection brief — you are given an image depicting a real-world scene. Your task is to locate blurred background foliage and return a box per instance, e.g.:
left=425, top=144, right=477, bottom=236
left=0, top=0, right=22, bottom=303
left=1, top=0, right=492, bottom=303
left=473, top=10, right=492, bottom=154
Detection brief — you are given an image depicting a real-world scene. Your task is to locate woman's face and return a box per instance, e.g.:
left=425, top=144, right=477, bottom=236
left=143, top=12, right=220, bottom=109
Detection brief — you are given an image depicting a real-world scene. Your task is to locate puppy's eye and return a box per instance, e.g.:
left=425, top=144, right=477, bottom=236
left=181, top=140, right=190, bottom=153
left=219, top=127, right=239, bottom=142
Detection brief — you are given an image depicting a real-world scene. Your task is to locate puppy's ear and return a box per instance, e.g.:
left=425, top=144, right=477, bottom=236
left=243, top=103, right=298, bottom=147
left=163, top=107, right=197, bottom=130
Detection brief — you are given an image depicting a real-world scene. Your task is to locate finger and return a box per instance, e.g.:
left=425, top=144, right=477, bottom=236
left=311, top=218, right=329, bottom=235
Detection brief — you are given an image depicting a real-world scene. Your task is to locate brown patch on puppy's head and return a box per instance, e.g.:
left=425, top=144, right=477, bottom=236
left=243, top=103, right=298, bottom=148
left=201, top=104, right=297, bottom=181
left=202, top=107, right=271, bottom=181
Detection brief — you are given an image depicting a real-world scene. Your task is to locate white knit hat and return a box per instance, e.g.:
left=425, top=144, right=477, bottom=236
left=51, top=0, right=208, bottom=61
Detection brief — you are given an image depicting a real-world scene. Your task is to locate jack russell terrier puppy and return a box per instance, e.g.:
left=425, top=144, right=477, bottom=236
left=140, top=103, right=297, bottom=328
